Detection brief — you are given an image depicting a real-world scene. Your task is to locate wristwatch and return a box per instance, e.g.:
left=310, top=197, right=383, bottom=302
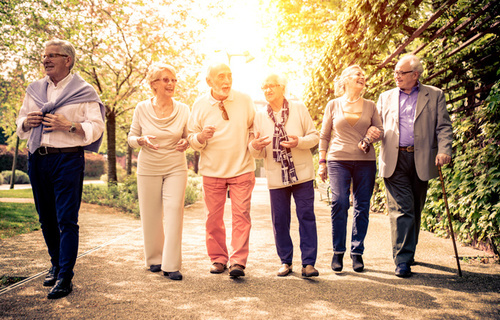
left=69, top=122, right=77, bottom=133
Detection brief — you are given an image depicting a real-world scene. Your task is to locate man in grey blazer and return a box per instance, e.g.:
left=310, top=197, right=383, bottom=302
left=377, top=55, right=453, bottom=278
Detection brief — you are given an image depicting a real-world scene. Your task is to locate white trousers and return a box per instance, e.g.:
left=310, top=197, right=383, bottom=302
left=137, top=171, right=187, bottom=272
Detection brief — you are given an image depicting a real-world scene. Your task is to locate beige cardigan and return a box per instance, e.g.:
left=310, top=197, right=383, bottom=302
left=249, top=100, right=319, bottom=189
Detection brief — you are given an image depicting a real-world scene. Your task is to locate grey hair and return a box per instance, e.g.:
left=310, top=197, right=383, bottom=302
left=44, top=39, right=76, bottom=70
left=334, top=65, right=365, bottom=97
left=263, top=73, right=288, bottom=90
left=398, top=54, right=424, bottom=77
left=206, top=63, right=231, bottom=80
left=147, top=63, right=177, bottom=95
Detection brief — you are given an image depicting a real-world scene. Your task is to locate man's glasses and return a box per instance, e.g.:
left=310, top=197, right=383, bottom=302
left=393, top=70, right=414, bottom=77
left=42, top=53, right=69, bottom=59
left=154, top=78, right=178, bottom=84
left=219, top=101, right=229, bottom=121
left=261, top=84, right=281, bottom=91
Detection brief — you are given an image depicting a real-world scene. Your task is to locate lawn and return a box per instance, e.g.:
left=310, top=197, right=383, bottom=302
left=0, top=188, right=34, bottom=198
left=0, top=202, right=39, bottom=239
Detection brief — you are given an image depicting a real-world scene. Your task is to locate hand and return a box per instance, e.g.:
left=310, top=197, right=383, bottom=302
left=175, top=138, right=189, bottom=152
left=280, top=135, right=298, bottom=149
left=365, top=126, right=381, bottom=141
left=24, top=111, right=43, bottom=130
left=318, top=163, right=328, bottom=182
left=251, top=132, right=271, bottom=150
left=139, top=135, right=159, bottom=150
left=197, top=125, right=216, bottom=144
left=41, top=113, right=70, bottom=132
left=435, top=153, right=451, bottom=166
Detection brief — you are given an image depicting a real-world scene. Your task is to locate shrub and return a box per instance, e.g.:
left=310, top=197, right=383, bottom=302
left=1, top=170, right=30, bottom=184
left=84, top=152, right=106, bottom=178
left=0, top=145, right=28, bottom=173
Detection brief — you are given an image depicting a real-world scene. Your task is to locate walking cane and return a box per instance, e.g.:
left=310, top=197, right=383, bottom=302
left=437, top=165, right=463, bottom=277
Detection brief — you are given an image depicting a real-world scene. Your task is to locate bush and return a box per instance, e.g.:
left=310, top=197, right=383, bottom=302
left=0, top=172, right=3, bottom=185
left=84, top=152, right=106, bottom=178
left=1, top=170, right=30, bottom=184
left=0, top=145, right=28, bottom=173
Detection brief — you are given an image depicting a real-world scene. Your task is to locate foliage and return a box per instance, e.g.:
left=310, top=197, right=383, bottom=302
left=0, top=145, right=28, bottom=173
left=0, top=202, right=39, bottom=239
left=1, top=170, right=30, bottom=184
left=84, top=152, right=106, bottom=178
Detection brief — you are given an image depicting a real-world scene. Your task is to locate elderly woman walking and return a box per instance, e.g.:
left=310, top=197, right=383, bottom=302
left=250, top=73, right=320, bottom=278
left=318, top=65, right=383, bottom=272
left=128, top=63, right=190, bottom=280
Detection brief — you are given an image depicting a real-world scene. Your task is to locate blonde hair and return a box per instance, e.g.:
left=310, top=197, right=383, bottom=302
left=334, top=65, right=365, bottom=97
left=147, top=63, right=177, bottom=95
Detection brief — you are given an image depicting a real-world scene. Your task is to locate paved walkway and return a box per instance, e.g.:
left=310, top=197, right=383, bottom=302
left=0, top=178, right=499, bottom=319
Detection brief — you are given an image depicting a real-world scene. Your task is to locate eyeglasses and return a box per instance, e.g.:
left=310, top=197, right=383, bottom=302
left=261, top=84, right=281, bottom=91
left=42, top=53, right=69, bottom=59
left=393, top=70, right=414, bottom=77
left=154, top=78, right=178, bottom=84
left=219, top=101, right=229, bottom=120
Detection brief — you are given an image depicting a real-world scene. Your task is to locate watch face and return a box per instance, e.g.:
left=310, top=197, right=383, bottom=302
left=69, top=123, right=76, bottom=133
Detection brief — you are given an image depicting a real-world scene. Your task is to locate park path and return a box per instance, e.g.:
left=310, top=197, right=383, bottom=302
left=0, top=178, right=499, bottom=319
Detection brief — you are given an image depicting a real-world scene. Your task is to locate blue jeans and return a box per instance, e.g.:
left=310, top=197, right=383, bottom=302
left=327, top=161, right=376, bottom=255
left=269, top=180, right=317, bottom=266
left=28, top=150, right=85, bottom=280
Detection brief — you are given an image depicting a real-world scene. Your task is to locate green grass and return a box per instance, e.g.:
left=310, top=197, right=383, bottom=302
left=0, top=202, right=39, bottom=239
left=0, top=189, right=34, bottom=198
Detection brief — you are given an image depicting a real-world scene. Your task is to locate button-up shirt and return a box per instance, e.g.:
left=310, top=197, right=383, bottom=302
left=398, top=83, right=420, bottom=147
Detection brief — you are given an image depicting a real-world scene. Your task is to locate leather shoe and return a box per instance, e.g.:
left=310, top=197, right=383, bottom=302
left=395, top=262, right=412, bottom=278
left=229, top=264, right=245, bottom=277
left=302, top=265, right=319, bottom=277
left=150, top=264, right=162, bottom=272
left=47, top=279, right=73, bottom=299
left=277, top=264, right=292, bottom=277
left=210, top=262, right=227, bottom=274
left=331, top=253, right=344, bottom=272
left=43, top=266, right=59, bottom=287
left=351, top=254, right=364, bottom=272
left=163, top=271, right=183, bottom=280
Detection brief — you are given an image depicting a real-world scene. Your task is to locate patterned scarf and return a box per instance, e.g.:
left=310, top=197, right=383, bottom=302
left=267, top=99, right=298, bottom=185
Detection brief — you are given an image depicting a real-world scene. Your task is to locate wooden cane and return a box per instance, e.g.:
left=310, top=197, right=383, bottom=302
left=438, top=165, right=463, bottom=277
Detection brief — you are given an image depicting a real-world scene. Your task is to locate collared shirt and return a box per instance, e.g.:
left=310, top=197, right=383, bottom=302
left=16, top=73, right=105, bottom=150
left=398, top=83, right=420, bottom=147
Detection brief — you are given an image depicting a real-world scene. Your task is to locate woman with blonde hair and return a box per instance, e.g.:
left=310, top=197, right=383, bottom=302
left=128, top=63, right=190, bottom=280
left=318, top=65, right=383, bottom=272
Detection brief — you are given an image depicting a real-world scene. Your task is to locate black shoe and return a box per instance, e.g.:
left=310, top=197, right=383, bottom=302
left=47, top=279, right=73, bottom=299
left=331, top=253, right=344, bottom=272
left=150, top=264, right=162, bottom=272
left=163, top=271, right=183, bottom=280
left=351, top=254, right=364, bottom=272
left=395, top=263, right=412, bottom=278
left=43, top=266, right=59, bottom=287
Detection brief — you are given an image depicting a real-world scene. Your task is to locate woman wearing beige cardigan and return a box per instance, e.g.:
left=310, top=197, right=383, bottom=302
left=128, top=63, right=189, bottom=280
left=250, top=74, right=319, bottom=278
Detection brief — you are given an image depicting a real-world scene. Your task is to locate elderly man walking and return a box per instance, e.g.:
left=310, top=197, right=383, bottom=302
left=16, top=39, right=105, bottom=298
left=377, top=54, right=453, bottom=278
left=188, top=63, right=256, bottom=278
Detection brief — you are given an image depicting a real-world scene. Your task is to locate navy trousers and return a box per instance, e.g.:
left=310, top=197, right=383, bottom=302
left=28, top=150, right=85, bottom=281
left=269, top=180, right=318, bottom=267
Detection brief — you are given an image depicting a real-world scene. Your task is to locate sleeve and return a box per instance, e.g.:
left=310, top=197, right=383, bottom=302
left=16, top=95, right=32, bottom=140
left=319, top=100, right=334, bottom=151
left=81, top=102, right=105, bottom=144
left=248, top=113, right=266, bottom=159
left=127, top=104, right=142, bottom=149
left=435, top=90, right=453, bottom=156
left=186, top=102, right=207, bottom=151
left=369, top=101, right=384, bottom=144
left=296, top=103, right=320, bottom=149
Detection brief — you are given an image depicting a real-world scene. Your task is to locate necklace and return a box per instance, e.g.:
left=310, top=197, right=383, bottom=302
left=345, top=95, right=362, bottom=104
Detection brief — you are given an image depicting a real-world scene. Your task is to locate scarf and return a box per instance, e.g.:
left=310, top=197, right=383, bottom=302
left=26, top=73, right=105, bottom=152
left=267, top=99, right=298, bottom=185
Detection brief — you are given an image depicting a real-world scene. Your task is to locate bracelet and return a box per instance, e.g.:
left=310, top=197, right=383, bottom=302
left=319, top=159, right=326, bottom=164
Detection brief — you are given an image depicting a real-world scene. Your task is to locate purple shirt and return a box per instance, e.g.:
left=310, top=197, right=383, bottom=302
left=398, top=83, right=420, bottom=147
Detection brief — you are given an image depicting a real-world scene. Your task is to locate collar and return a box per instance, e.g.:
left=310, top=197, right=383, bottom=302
left=47, top=73, right=74, bottom=88
left=209, top=90, right=234, bottom=106
left=399, top=81, right=420, bottom=95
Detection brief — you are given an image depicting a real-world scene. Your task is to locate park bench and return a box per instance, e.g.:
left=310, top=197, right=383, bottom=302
left=316, top=182, right=331, bottom=205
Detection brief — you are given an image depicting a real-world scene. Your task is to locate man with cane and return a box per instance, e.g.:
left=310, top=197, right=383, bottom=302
left=377, top=54, right=453, bottom=278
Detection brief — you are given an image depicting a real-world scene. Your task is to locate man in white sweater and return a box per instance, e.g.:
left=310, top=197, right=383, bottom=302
left=188, top=63, right=256, bottom=278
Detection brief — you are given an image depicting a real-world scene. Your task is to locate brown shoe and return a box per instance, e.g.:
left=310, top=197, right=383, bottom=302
left=277, top=264, right=292, bottom=277
left=302, top=265, right=319, bottom=277
left=229, top=264, right=245, bottom=277
left=210, top=262, right=226, bottom=274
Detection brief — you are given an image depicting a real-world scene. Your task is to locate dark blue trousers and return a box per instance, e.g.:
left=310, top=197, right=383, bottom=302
left=269, top=180, right=317, bottom=267
left=28, top=150, right=85, bottom=281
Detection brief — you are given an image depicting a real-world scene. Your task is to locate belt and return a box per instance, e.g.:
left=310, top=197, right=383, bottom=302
left=36, top=146, right=83, bottom=155
left=399, top=146, right=414, bottom=152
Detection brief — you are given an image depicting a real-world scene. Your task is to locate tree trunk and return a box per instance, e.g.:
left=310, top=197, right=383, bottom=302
left=194, top=151, right=199, bottom=174
left=9, top=136, right=19, bottom=189
left=106, top=110, right=118, bottom=184
left=126, top=144, right=132, bottom=176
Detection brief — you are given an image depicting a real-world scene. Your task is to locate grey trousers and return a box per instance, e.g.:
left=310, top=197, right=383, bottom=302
left=384, top=150, right=428, bottom=265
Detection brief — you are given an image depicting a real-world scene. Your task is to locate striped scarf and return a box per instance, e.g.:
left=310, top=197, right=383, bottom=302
left=267, top=99, right=298, bottom=185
